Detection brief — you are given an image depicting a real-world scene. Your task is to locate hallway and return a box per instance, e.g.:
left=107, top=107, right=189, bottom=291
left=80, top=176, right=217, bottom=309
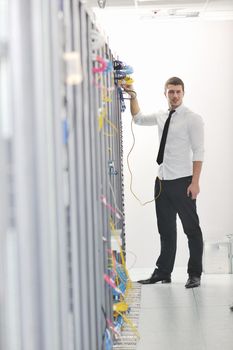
left=135, top=269, right=233, bottom=350
left=1, top=1, right=233, bottom=349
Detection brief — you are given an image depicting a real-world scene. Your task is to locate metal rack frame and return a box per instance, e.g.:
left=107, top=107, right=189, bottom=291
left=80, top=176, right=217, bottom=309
left=0, top=1, right=125, bottom=350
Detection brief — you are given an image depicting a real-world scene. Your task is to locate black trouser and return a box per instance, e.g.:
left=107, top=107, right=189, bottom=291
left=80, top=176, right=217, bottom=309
left=154, top=176, right=203, bottom=277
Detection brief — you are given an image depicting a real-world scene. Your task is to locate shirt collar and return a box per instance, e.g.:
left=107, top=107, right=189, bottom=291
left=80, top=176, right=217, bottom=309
left=173, top=103, right=185, bottom=114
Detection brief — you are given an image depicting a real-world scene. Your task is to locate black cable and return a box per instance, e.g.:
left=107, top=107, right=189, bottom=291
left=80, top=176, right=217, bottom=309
left=122, top=89, right=137, bottom=100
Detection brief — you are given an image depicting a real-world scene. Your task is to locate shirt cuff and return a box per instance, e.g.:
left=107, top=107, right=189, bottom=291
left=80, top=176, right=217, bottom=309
left=193, top=151, right=204, bottom=161
left=133, top=111, right=143, bottom=124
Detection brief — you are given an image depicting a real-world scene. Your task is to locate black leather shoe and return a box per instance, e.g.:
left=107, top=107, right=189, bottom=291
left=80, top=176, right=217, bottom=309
left=185, top=276, right=201, bottom=289
left=138, top=270, right=171, bottom=285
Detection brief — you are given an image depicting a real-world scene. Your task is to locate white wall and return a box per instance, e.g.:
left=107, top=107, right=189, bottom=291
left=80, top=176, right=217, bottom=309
left=96, top=13, right=233, bottom=270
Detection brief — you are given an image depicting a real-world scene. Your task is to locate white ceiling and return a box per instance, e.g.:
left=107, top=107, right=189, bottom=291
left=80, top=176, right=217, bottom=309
left=84, top=0, right=233, bottom=20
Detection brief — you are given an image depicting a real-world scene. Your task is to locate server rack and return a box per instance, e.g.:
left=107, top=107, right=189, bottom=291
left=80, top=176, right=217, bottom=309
left=0, top=1, right=126, bottom=349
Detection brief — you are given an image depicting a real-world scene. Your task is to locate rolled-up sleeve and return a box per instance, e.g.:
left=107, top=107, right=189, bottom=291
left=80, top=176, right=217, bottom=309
left=188, top=114, right=204, bottom=161
left=134, top=111, right=158, bottom=126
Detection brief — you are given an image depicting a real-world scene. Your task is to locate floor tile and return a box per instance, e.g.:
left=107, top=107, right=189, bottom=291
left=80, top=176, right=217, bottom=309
left=134, top=268, right=233, bottom=350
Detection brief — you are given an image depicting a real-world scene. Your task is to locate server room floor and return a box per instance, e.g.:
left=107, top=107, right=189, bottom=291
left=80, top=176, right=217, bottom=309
left=130, top=268, right=233, bottom=350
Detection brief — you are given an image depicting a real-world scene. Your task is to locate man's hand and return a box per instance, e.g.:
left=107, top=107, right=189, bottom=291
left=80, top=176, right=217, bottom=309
left=120, top=84, right=140, bottom=116
left=121, top=84, right=136, bottom=98
left=187, top=182, right=200, bottom=200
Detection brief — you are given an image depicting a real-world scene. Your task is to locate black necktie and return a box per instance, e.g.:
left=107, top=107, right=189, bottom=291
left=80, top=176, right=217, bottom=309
left=156, top=109, right=176, bottom=165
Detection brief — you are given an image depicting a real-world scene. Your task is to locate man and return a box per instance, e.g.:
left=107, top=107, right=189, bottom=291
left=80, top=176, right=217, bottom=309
left=125, top=77, right=204, bottom=288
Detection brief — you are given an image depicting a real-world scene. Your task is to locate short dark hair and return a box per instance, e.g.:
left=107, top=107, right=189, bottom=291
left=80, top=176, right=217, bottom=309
left=164, top=77, right=184, bottom=92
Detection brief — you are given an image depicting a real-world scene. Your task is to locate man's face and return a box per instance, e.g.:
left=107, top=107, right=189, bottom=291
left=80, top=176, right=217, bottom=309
left=165, top=84, right=184, bottom=109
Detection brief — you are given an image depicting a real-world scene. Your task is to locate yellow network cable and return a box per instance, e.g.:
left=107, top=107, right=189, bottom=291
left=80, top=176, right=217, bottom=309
left=113, top=301, right=129, bottom=313
left=98, top=106, right=119, bottom=136
left=116, top=311, right=140, bottom=339
left=104, top=116, right=118, bottom=133
left=109, top=218, right=132, bottom=294
left=118, top=76, right=134, bottom=86
left=127, top=117, right=162, bottom=205
left=98, top=108, right=105, bottom=131
left=109, top=219, right=127, bottom=272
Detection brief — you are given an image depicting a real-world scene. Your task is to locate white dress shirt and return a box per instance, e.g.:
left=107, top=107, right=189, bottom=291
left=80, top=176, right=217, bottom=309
left=133, top=104, right=204, bottom=180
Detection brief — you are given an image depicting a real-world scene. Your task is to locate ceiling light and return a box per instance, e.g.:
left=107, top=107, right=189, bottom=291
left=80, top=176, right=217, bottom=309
left=98, top=0, right=106, bottom=8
